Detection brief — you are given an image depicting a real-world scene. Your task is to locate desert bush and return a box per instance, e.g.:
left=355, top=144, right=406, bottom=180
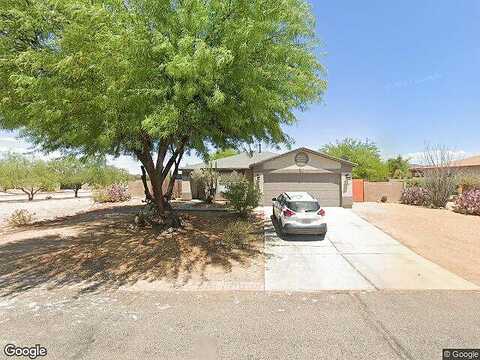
left=8, top=209, right=34, bottom=226
left=221, top=172, right=261, bottom=216
left=453, top=189, right=480, bottom=215
left=423, top=175, right=457, bottom=208
left=223, top=221, right=254, bottom=249
left=93, top=184, right=131, bottom=203
left=457, top=175, right=480, bottom=193
left=190, top=163, right=219, bottom=203
left=404, top=177, right=425, bottom=188
left=400, top=186, right=430, bottom=206
left=380, top=195, right=388, bottom=203
left=420, top=145, right=459, bottom=208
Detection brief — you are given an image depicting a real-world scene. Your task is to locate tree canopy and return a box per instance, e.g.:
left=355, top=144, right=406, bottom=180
left=321, top=138, right=388, bottom=181
left=0, top=153, right=57, bottom=200
left=51, top=156, right=129, bottom=196
left=209, top=148, right=239, bottom=161
left=386, top=155, right=411, bottom=179
left=0, top=0, right=326, bottom=213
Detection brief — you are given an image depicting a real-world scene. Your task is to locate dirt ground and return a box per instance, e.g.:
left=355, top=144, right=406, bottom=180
left=0, top=190, right=98, bottom=227
left=0, top=204, right=265, bottom=295
left=353, top=202, right=480, bottom=286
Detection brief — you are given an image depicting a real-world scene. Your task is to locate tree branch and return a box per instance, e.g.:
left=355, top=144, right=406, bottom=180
left=161, top=137, right=188, bottom=179
left=156, top=142, right=169, bottom=175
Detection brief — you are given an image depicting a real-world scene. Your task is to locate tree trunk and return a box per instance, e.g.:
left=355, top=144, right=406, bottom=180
left=20, top=188, right=34, bottom=201
left=140, top=165, right=153, bottom=202
left=134, top=135, right=187, bottom=227
left=74, top=186, right=79, bottom=198
left=149, top=170, right=166, bottom=212
left=165, top=151, right=184, bottom=201
left=137, top=151, right=168, bottom=213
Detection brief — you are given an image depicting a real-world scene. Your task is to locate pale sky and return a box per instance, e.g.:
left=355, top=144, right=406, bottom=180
left=1, top=0, right=478, bottom=173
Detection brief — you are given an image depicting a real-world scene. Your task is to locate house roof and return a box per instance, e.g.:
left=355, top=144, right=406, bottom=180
left=450, top=155, right=480, bottom=167
left=410, top=155, right=480, bottom=170
left=249, top=147, right=357, bottom=168
left=181, top=147, right=356, bottom=171
left=181, top=151, right=278, bottom=170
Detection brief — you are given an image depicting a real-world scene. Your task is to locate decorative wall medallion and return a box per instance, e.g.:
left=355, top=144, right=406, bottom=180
left=294, top=152, right=309, bottom=167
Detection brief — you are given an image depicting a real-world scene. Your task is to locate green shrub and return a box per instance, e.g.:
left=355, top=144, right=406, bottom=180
left=8, top=209, right=34, bottom=226
left=93, top=184, right=131, bottom=203
left=221, top=172, right=261, bottom=216
left=223, top=221, right=254, bottom=249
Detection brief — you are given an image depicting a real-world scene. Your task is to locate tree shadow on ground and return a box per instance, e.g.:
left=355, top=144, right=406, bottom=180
left=0, top=206, right=263, bottom=297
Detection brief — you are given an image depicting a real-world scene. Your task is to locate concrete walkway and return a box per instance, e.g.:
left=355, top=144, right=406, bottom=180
left=264, top=207, right=478, bottom=291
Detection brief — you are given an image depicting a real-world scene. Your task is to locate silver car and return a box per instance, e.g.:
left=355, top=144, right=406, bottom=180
left=272, top=192, right=327, bottom=235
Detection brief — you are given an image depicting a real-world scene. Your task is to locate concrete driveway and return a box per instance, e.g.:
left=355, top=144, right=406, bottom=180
left=264, top=207, right=478, bottom=291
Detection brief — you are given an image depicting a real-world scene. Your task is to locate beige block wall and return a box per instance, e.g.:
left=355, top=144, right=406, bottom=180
left=364, top=181, right=404, bottom=202
left=128, top=180, right=151, bottom=198
left=128, top=179, right=182, bottom=199
left=458, top=166, right=480, bottom=177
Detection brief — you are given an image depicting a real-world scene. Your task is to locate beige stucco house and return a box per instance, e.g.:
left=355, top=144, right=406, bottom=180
left=410, top=155, right=480, bottom=177
left=181, top=147, right=355, bottom=208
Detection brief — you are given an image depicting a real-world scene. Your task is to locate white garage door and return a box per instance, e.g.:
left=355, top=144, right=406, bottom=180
left=263, top=173, right=341, bottom=207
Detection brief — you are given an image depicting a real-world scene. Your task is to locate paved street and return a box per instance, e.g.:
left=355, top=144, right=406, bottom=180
left=264, top=207, right=478, bottom=291
left=0, top=289, right=479, bottom=360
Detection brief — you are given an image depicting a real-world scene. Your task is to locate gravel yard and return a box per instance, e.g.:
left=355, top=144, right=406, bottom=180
left=353, top=202, right=480, bottom=286
left=0, top=190, right=146, bottom=231
left=0, top=190, right=98, bottom=228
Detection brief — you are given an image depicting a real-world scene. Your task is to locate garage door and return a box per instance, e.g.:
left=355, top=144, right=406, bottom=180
left=263, top=173, right=341, bottom=206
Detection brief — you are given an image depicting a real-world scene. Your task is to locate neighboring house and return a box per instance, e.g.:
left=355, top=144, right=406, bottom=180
left=410, top=155, right=480, bottom=177
left=180, top=147, right=355, bottom=208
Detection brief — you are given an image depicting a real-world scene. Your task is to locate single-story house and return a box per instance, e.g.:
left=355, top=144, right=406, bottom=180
left=410, top=155, right=480, bottom=177
left=180, top=147, right=355, bottom=208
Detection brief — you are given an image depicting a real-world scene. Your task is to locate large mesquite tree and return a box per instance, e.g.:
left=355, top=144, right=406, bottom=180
left=0, top=0, right=326, bottom=214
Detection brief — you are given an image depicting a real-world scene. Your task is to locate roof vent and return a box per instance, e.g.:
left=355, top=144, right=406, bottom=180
left=295, top=152, right=309, bottom=167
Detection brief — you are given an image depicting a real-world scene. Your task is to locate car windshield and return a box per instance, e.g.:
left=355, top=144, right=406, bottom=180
left=287, top=201, right=320, bottom=212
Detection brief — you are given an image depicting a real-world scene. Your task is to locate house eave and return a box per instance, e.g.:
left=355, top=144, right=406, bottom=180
left=249, top=147, right=357, bottom=168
